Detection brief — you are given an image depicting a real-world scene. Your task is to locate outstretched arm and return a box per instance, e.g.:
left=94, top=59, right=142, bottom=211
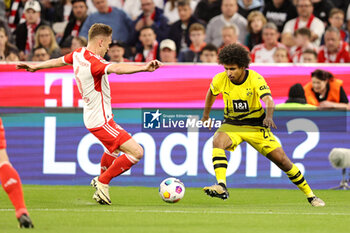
left=262, top=95, right=277, bottom=129
left=16, top=57, right=67, bottom=72
left=107, top=60, right=162, bottom=75
left=318, top=101, right=349, bottom=110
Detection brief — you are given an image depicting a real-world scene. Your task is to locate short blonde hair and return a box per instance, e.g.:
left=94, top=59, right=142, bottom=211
left=247, top=11, right=267, bottom=33
left=88, top=23, right=113, bottom=41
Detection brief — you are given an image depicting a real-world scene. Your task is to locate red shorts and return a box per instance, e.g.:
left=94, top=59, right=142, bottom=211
left=0, top=118, right=7, bottom=149
left=88, top=119, right=132, bottom=153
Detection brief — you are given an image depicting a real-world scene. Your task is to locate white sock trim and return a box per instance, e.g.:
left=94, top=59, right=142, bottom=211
left=0, top=161, right=11, bottom=168
left=124, top=153, right=139, bottom=164
left=104, top=150, right=119, bottom=158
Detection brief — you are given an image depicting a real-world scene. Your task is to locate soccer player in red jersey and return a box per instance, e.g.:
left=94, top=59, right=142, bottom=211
left=17, top=23, right=162, bottom=205
left=0, top=118, right=34, bottom=228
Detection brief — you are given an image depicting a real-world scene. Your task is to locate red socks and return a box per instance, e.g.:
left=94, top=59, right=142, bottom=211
left=0, top=162, right=28, bottom=218
left=98, top=154, right=138, bottom=184
left=100, top=152, right=117, bottom=175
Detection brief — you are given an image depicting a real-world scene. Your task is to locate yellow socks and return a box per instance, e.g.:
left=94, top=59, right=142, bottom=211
left=212, top=150, right=314, bottom=197
left=212, top=148, right=228, bottom=185
left=286, top=164, right=314, bottom=198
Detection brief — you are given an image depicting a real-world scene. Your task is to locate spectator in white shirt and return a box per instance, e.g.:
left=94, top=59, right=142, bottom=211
left=281, top=0, right=325, bottom=47
left=251, top=22, right=287, bottom=63
left=123, top=0, right=164, bottom=20
left=205, top=0, right=248, bottom=47
left=164, top=0, right=199, bottom=24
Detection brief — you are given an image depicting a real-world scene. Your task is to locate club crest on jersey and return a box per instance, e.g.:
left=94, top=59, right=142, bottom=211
left=246, top=88, right=252, bottom=96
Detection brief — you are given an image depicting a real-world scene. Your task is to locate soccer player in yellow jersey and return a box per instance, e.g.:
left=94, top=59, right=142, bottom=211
left=202, top=44, right=325, bottom=207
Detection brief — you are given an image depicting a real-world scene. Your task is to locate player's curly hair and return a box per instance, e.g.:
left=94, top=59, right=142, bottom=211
left=218, top=44, right=251, bottom=68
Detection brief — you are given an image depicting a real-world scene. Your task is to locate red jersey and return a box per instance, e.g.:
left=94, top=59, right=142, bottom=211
left=318, top=41, right=350, bottom=63
left=63, top=47, right=113, bottom=129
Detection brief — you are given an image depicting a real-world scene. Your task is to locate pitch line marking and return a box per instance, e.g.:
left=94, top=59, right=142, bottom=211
left=0, top=208, right=349, bottom=216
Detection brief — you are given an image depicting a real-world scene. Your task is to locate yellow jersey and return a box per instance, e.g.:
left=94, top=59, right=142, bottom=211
left=210, top=69, right=271, bottom=126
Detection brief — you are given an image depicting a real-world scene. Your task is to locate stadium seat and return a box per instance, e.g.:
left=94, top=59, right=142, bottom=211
left=328, top=148, right=350, bottom=190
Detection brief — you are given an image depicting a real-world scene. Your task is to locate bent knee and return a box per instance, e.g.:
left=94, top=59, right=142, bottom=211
left=213, top=133, right=232, bottom=149
left=0, top=149, right=10, bottom=163
left=132, top=145, right=144, bottom=160
left=212, top=139, right=226, bottom=149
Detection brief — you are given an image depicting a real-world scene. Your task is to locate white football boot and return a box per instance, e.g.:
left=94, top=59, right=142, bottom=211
left=203, top=183, right=229, bottom=200
left=308, top=196, right=326, bottom=207
left=90, top=176, right=111, bottom=205
left=92, top=191, right=108, bottom=205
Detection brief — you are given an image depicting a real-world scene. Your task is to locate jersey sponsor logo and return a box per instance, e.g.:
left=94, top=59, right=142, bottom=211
left=232, top=100, right=249, bottom=112
left=259, top=85, right=270, bottom=91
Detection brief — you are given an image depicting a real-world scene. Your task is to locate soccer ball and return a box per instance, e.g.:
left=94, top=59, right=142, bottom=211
left=159, top=177, right=185, bottom=203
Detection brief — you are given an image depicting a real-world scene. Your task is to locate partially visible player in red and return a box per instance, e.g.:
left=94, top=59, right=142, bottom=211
left=0, top=118, right=34, bottom=228
left=17, top=23, right=162, bottom=205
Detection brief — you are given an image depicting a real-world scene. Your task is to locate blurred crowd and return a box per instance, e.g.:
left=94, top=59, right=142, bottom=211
left=0, top=0, right=350, bottom=64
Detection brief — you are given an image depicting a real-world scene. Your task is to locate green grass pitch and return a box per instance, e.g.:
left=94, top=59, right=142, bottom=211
left=1, top=185, right=350, bottom=233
